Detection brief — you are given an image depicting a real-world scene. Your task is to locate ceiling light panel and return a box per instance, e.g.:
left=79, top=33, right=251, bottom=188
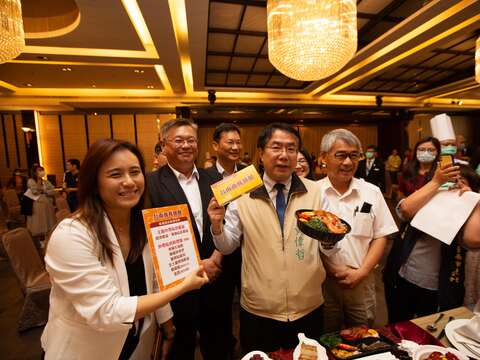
left=240, top=6, right=267, bottom=32
left=209, top=3, right=243, bottom=29
left=207, top=33, right=235, bottom=52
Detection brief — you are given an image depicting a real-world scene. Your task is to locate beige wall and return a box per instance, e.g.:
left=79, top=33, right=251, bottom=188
left=36, top=113, right=172, bottom=183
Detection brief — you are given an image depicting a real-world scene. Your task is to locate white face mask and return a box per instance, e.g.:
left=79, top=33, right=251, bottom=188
left=416, top=151, right=436, bottom=163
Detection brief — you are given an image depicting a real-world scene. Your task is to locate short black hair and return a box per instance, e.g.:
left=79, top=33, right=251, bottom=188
left=366, top=145, right=377, bottom=151
left=213, top=123, right=241, bottom=142
left=67, top=158, right=80, bottom=169
left=257, top=123, right=301, bottom=150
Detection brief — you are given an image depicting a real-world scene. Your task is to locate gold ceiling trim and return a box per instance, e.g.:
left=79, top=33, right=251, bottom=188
left=168, top=0, right=193, bottom=94
left=0, top=80, right=17, bottom=91
left=430, top=84, right=480, bottom=99
left=8, top=59, right=152, bottom=67
left=25, top=13, right=81, bottom=39
left=13, top=88, right=172, bottom=97
left=323, top=13, right=480, bottom=97
left=309, top=0, right=477, bottom=96
left=23, top=0, right=159, bottom=59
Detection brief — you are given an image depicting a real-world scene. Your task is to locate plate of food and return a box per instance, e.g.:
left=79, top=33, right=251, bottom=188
left=445, top=318, right=480, bottom=360
left=296, top=209, right=350, bottom=248
left=319, top=325, right=394, bottom=359
left=241, top=350, right=272, bottom=360
left=412, top=345, right=468, bottom=360
left=293, top=333, right=328, bottom=360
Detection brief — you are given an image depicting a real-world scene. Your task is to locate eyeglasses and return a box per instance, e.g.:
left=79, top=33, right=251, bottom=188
left=417, top=147, right=436, bottom=153
left=266, top=145, right=298, bottom=155
left=297, top=159, right=308, bottom=164
left=167, top=137, right=197, bottom=147
left=333, top=151, right=361, bottom=161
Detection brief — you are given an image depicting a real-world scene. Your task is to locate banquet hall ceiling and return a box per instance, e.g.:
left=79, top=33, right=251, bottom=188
left=0, top=0, right=479, bottom=112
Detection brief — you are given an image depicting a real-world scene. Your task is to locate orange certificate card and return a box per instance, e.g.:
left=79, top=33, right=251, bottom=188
left=211, top=164, right=263, bottom=206
left=142, top=204, right=201, bottom=291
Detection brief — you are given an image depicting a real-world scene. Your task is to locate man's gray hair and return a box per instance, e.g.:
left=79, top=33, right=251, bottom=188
left=320, top=129, right=362, bottom=153
left=160, top=118, right=198, bottom=140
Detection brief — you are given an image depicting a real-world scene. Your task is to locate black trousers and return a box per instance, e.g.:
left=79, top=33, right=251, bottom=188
left=240, top=305, right=324, bottom=354
left=384, top=274, right=438, bottom=323
left=167, top=275, right=232, bottom=360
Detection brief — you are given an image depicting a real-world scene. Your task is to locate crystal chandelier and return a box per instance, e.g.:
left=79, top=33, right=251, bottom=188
left=476, top=37, right=480, bottom=83
left=0, top=0, right=24, bottom=63
left=267, top=0, right=357, bottom=81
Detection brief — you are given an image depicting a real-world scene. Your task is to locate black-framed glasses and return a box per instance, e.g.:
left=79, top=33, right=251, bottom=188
left=334, top=151, right=361, bottom=161
left=167, top=137, right=197, bottom=147
left=266, top=145, right=298, bottom=155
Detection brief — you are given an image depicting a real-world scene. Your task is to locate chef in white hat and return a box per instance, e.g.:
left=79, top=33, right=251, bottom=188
left=430, top=113, right=468, bottom=165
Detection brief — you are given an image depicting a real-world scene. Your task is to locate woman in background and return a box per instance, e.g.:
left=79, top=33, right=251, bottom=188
left=42, top=139, right=208, bottom=360
left=26, top=164, right=56, bottom=237
left=295, top=148, right=316, bottom=180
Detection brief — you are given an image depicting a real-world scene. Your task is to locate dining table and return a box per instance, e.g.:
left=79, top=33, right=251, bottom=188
left=410, top=306, right=474, bottom=347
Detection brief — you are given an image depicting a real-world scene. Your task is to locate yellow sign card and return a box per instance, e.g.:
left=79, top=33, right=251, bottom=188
left=142, top=204, right=201, bottom=291
left=211, top=164, right=263, bottom=206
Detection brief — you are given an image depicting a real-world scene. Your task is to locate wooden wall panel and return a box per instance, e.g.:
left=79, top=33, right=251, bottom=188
left=0, top=113, right=28, bottom=186
left=62, top=115, right=87, bottom=168
left=38, top=114, right=63, bottom=185
left=88, top=115, right=110, bottom=145
left=4, top=115, right=19, bottom=172
left=136, top=114, right=171, bottom=171
left=112, top=114, right=135, bottom=143
left=0, top=114, right=10, bottom=185
left=15, top=114, right=28, bottom=169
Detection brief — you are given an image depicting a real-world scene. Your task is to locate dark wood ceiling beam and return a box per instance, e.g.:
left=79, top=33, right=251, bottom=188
left=210, top=27, right=265, bottom=37
left=376, top=77, right=432, bottom=84
left=399, top=64, right=457, bottom=73
left=359, top=0, right=405, bottom=39
left=431, top=49, right=475, bottom=56
left=208, top=50, right=267, bottom=59
left=208, top=69, right=278, bottom=76
left=224, top=4, right=247, bottom=86
left=210, top=0, right=404, bottom=23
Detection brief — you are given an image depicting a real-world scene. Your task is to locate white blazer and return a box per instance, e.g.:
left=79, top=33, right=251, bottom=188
left=41, top=216, right=173, bottom=360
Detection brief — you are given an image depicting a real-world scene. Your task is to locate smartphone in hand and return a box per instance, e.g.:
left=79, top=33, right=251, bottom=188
left=440, top=154, right=454, bottom=168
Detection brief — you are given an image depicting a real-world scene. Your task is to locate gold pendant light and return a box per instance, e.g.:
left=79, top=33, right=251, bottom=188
left=267, top=0, right=357, bottom=81
left=0, top=0, right=24, bottom=63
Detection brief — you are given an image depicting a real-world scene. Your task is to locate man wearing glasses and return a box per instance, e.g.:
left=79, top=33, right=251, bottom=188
left=147, top=118, right=231, bottom=360
left=208, top=123, right=338, bottom=354
left=318, top=129, right=398, bottom=332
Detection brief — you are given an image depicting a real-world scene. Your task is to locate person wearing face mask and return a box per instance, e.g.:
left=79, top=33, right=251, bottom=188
left=355, top=145, right=386, bottom=193
left=429, top=113, right=469, bottom=166
left=26, top=164, right=56, bottom=238
left=383, top=135, right=474, bottom=322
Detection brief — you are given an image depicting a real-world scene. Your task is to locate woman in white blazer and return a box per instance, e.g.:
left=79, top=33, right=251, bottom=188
left=41, top=139, right=208, bottom=360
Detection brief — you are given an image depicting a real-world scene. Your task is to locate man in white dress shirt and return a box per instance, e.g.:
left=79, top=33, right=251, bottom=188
left=208, top=123, right=338, bottom=354
left=318, top=129, right=398, bottom=332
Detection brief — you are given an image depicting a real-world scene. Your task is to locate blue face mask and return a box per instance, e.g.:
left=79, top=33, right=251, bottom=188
left=416, top=151, right=436, bottom=163
left=441, top=145, right=457, bottom=155
left=365, top=151, right=375, bottom=159
left=476, top=164, right=480, bottom=176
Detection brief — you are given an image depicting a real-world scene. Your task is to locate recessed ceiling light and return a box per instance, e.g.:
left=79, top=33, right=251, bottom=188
left=458, top=100, right=463, bottom=105
left=134, top=69, right=145, bottom=74
left=93, top=112, right=98, bottom=116
left=147, top=85, right=154, bottom=89
left=36, top=56, right=48, bottom=60
left=25, top=83, right=32, bottom=87
left=92, top=84, right=96, bottom=88
left=62, top=67, right=72, bottom=72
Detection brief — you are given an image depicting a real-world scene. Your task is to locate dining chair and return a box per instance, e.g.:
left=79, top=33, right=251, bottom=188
left=2, top=228, right=51, bottom=332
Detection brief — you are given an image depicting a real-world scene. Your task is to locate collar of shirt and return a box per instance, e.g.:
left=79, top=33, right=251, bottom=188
left=215, top=161, right=237, bottom=178
left=168, top=163, right=199, bottom=182
left=321, top=176, right=360, bottom=200
left=263, top=173, right=291, bottom=202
